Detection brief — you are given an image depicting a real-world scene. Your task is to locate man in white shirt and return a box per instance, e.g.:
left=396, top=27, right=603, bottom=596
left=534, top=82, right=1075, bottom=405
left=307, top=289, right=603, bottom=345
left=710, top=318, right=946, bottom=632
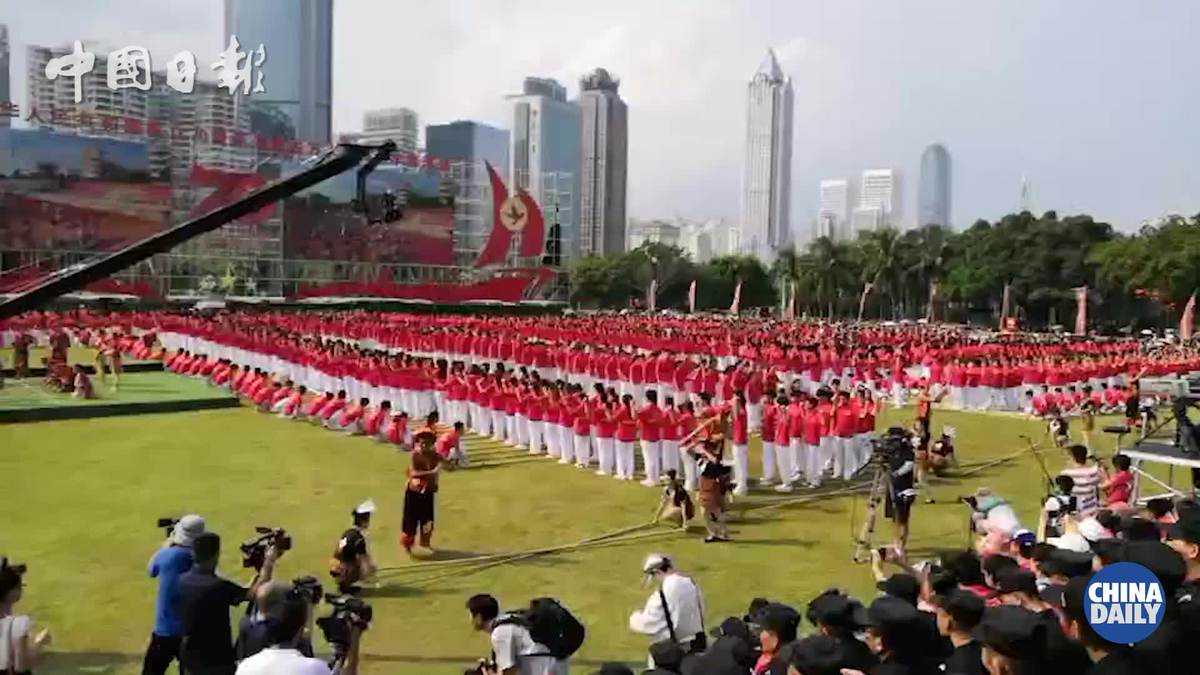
left=235, top=582, right=361, bottom=675
left=466, top=594, right=563, bottom=675
left=628, top=553, right=706, bottom=654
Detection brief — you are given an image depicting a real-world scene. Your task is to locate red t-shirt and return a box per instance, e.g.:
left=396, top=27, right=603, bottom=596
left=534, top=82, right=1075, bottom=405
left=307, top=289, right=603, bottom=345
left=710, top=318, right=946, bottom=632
left=804, top=405, right=825, bottom=445
left=1106, top=471, right=1132, bottom=505
left=787, top=403, right=806, bottom=437
left=615, top=406, right=638, bottom=442
left=732, top=405, right=749, bottom=445
left=595, top=403, right=617, bottom=438
left=774, top=411, right=791, bottom=445
left=572, top=400, right=592, bottom=436
left=834, top=402, right=858, bottom=438
left=638, top=404, right=662, bottom=442
left=762, top=404, right=778, bottom=443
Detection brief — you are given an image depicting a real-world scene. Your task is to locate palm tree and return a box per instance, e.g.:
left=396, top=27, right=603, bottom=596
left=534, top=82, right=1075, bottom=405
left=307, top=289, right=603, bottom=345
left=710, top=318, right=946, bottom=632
left=802, top=236, right=857, bottom=318
left=905, top=225, right=951, bottom=319
left=855, top=228, right=902, bottom=319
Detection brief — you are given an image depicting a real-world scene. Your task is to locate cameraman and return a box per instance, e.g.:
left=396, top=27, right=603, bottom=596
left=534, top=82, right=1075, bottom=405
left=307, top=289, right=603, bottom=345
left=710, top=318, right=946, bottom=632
left=178, top=532, right=281, bottom=675
left=236, top=581, right=361, bottom=675
left=882, top=428, right=918, bottom=559
left=143, top=514, right=205, bottom=675
left=235, top=581, right=315, bottom=662
left=466, top=594, right=561, bottom=675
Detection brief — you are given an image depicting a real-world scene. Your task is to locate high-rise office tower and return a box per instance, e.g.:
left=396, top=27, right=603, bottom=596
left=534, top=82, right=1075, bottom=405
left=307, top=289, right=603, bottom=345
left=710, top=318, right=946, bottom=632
left=740, top=48, right=793, bottom=261
left=0, top=25, right=9, bottom=128
left=578, top=68, right=628, bottom=257
left=917, top=143, right=951, bottom=228
left=224, top=0, right=332, bottom=143
left=817, top=178, right=850, bottom=240
left=341, top=108, right=421, bottom=153
left=856, top=168, right=899, bottom=231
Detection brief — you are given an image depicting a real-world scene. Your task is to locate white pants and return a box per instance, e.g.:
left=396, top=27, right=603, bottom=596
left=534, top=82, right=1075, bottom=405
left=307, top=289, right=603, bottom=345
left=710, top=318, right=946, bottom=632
left=558, top=426, right=573, bottom=463
left=732, top=444, right=750, bottom=495
left=574, top=433, right=591, bottom=466
left=545, top=422, right=559, bottom=458
left=747, top=402, right=763, bottom=433
left=949, top=386, right=964, bottom=409
left=804, top=441, right=822, bottom=486
left=815, top=437, right=836, bottom=487
left=774, top=440, right=794, bottom=487
left=527, top=420, right=544, bottom=455
left=491, top=411, right=506, bottom=440
left=762, top=441, right=778, bottom=482
left=506, top=415, right=519, bottom=446
left=596, top=437, right=615, bottom=475
left=790, top=438, right=806, bottom=484
left=837, top=437, right=856, bottom=480
left=661, top=439, right=680, bottom=476
left=641, top=440, right=662, bottom=483
left=616, top=440, right=636, bottom=479
left=892, top=381, right=906, bottom=408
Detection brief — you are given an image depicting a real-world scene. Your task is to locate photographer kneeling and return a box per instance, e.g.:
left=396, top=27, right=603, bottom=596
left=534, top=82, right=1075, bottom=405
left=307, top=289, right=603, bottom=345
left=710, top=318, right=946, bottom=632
left=236, top=580, right=361, bottom=675
left=466, top=594, right=572, bottom=675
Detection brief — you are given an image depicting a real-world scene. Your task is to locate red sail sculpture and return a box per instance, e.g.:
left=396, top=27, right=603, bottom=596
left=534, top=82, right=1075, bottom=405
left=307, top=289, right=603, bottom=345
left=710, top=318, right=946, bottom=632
left=475, top=161, right=547, bottom=267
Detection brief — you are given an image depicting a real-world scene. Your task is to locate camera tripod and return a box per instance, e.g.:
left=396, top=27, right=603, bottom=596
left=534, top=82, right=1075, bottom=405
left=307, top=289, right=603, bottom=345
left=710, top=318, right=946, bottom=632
left=852, top=460, right=895, bottom=563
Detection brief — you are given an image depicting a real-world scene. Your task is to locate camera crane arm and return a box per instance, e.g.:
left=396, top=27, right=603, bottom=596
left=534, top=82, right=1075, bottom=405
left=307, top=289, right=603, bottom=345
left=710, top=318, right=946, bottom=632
left=0, top=143, right=384, bottom=320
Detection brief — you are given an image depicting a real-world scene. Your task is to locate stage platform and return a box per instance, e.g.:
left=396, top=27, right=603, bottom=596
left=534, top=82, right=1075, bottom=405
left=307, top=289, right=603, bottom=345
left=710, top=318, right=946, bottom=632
left=0, top=371, right=239, bottom=424
left=1122, top=440, right=1200, bottom=502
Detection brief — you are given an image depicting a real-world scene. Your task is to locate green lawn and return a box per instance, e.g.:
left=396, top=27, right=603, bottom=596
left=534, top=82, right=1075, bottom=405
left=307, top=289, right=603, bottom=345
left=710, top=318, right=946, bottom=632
left=0, top=371, right=231, bottom=411
left=0, top=346, right=158, bottom=370
left=0, top=399, right=1132, bottom=674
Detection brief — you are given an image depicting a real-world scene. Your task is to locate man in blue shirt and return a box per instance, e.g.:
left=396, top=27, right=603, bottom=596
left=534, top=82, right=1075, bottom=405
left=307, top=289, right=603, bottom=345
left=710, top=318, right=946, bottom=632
left=142, top=514, right=205, bottom=675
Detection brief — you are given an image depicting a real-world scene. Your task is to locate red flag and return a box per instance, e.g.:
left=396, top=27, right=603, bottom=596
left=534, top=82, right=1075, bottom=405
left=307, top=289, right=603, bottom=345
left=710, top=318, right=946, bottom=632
left=1181, top=292, right=1196, bottom=340
left=475, top=161, right=512, bottom=267
left=729, top=281, right=742, bottom=315
left=1074, top=286, right=1088, bottom=335
left=688, top=279, right=697, bottom=313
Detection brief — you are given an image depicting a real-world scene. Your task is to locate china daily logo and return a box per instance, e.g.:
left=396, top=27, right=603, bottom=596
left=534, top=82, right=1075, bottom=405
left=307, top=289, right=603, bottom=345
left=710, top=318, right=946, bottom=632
left=1084, top=562, right=1165, bottom=643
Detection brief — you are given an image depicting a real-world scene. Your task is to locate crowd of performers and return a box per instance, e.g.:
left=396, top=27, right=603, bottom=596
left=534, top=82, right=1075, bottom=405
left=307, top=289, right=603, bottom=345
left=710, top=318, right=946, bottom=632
left=5, top=309, right=1200, bottom=541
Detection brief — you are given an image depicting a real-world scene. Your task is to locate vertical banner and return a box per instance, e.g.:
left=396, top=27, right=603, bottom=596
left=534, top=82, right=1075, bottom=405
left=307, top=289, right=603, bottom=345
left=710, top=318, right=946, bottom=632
left=729, top=281, right=743, bottom=315
left=927, top=281, right=941, bottom=321
left=1181, top=292, right=1196, bottom=340
left=647, top=278, right=658, bottom=312
left=1000, top=283, right=1012, bottom=327
left=1074, top=286, right=1089, bottom=335
left=784, top=281, right=796, bottom=320
left=688, top=279, right=697, bottom=314
left=857, top=282, right=874, bottom=321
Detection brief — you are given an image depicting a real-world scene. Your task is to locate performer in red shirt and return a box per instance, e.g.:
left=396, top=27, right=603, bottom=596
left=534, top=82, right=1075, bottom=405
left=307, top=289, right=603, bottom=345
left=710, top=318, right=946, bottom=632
left=787, top=391, right=807, bottom=488
left=571, top=390, right=593, bottom=469
left=730, top=392, right=750, bottom=496
left=436, top=422, right=468, bottom=468
left=594, top=393, right=617, bottom=476
left=773, top=395, right=794, bottom=493
left=525, top=385, right=545, bottom=457
left=318, top=390, right=348, bottom=422
left=637, top=390, right=664, bottom=486
left=813, top=391, right=835, bottom=488
left=675, top=401, right=699, bottom=490
left=658, top=395, right=681, bottom=479
left=614, top=395, right=638, bottom=480
left=761, top=396, right=779, bottom=486
left=854, top=388, right=878, bottom=475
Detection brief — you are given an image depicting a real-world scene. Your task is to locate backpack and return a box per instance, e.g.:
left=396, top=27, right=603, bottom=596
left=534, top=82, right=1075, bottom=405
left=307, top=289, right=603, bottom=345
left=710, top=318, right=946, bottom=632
left=496, top=597, right=586, bottom=660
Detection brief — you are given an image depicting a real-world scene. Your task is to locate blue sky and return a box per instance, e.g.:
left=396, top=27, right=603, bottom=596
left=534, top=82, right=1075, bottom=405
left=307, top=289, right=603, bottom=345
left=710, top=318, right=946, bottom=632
left=2, top=0, right=1197, bottom=234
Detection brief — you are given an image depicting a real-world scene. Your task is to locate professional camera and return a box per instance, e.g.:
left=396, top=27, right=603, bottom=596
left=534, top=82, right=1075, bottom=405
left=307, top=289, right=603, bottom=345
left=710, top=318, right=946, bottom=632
left=157, top=517, right=180, bottom=538
left=316, top=593, right=373, bottom=648
left=240, top=526, right=292, bottom=569
left=291, top=575, right=324, bottom=605
left=0, top=557, right=26, bottom=576
left=464, top=658, right=498, bottom=675
left=870, top=427, right=913, bottom=465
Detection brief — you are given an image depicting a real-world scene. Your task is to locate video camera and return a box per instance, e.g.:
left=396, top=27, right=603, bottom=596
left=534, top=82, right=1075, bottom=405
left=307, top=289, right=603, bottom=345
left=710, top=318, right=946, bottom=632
left=464, top=658, right=498, bottom=675
left=157, top=517, right=180, bottom=538
left=316, top=593, right=373, bottom=648
left=0, top=556, right=26, bottom=576
left=291, top=575, right=324, bottom=605
left=870, top=427, right=914, bottom=465
left=240, top=526, right=292, bottom=569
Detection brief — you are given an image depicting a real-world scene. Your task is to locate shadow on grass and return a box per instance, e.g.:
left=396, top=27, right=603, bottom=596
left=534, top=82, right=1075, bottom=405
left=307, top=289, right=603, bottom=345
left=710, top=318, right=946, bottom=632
left=360, top=583, right=459, bottom=599
left=41, top=651, right=140, bottom=674
left=726, top=537, right=816, bottom=548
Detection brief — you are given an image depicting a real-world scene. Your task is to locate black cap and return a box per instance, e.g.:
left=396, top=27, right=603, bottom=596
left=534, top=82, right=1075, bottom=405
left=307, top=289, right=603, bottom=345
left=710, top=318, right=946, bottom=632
left=1044, top=549, right=1094, bottom=578
left=753, top=603, right=801, bottom=641
left=807, top=592, right=867, bottom=630
left=992, top=568, right=1039, bottom=597
left=933, top=589, right=985, bottom=630
left=709, top=616, right=753, bottom=644
left=595, top=664, right=635, bottom=675
left=1122, top=540, right=1187, bottom=594
left=876, top=573, right=921, bottom=606
left=648, top=639, right=687, bottom=671
left=972, top=606, right=1047, bottom=660
left=862, top=596, right=921, bottom=630
left=1060, top=574, right=1093, bottom=626
left=788, top=635, right=845, bottom=675
left=743, top=597, right=771, bottom=622
left=1165, top=510, right=1200, bottom=545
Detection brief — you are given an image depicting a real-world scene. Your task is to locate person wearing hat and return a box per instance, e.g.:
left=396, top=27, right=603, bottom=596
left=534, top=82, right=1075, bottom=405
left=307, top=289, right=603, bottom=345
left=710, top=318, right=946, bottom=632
left=786, top=635, right=844, bottom=675
left=929, top=590, right=984, bottom=675
left=329, top=500, right=378, bottom=593
left=1166, top=509, right=1200, bottom=647
left=805, top=591, right=876, bottom=673
left=990, top=569, right=1089, bottom=675
left=752, top=603, right=801, bottom=675
left=1119, top=540, right=1188, bottom=675
left=874, top=572, right=951, bottom=664
left=860, top=596, right=938, bottom=674
left=143, top=514, right=205, bottom=675
left=630, top=554, right=707, bottom=657
left=974, top=606, right=1047, bottom=675
left=402, top=429, right=443, bottom=555
left=1060, top=574, right=1137, bottom=675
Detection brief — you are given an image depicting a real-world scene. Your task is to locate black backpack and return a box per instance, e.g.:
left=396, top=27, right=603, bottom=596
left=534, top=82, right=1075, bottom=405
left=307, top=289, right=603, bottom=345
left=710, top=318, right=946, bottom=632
left=497, top=597, right=586, bottom=660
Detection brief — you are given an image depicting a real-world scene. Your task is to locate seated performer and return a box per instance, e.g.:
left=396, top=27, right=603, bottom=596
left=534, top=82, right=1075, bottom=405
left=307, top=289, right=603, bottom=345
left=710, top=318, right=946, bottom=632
left=384, top=411, right=411, bottom=449
left=363, top=401, right=391, bottom=438
left=329, top=500, right=378, bottom=593
left=72, top=364, right=96, bottom=399
left=329, top=397, right=368, bottom=433
left=435, top=421, right=468, bottom=469
left=652, top=469, right=695, bottom=531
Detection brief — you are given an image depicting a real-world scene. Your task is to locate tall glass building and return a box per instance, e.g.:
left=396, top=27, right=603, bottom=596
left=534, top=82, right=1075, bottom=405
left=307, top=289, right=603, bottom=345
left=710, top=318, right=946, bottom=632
left=224, top=0, right=333, bottom=144
left=740, top=49, right=793, bottom=261
left=426, top=121, right=511, bottom=262
left=918, top=143, right=951, bottom=228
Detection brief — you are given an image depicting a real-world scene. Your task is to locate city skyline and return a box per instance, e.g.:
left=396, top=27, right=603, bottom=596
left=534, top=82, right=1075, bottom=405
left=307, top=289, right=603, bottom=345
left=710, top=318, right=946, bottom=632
left=2, top=1, right=1198, bottom=232
left=740, top=48, right=792, bottom=259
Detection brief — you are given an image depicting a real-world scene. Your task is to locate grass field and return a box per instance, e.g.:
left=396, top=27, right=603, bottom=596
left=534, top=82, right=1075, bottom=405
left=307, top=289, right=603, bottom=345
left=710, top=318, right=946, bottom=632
left=0, top=395, right=1130, bottom=674
left=0, top=346, right=157, bottom=370
left=0, top=372, right=231, bottom=411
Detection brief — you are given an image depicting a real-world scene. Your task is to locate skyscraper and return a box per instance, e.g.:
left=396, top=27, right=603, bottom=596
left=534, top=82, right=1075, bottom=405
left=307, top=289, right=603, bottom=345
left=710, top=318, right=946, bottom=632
left=817, top=179, right=851, bottom=240
left=425, top=120, right=509, bottom=172
left=857, top=168, right=899, bottom=231
left=224, top=0, right=332, bottom=144
left=578, top=68, right=628, bottom=257
left=509, top=77, right=581, bottom=263
left=342, top=108, right=421, bottom=153
left=917, top=143, right=951, bottom=228
left=740, top=48, right=793, bottom=261
left=0, top=25, right=9, bottom=128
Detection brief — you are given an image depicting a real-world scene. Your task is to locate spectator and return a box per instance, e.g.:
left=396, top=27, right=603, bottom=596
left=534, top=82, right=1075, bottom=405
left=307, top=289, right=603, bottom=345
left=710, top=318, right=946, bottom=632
left=143, top=514, right=205, bottom=675
left=0, top=559, right=51, bottom=675
left=929, top=590, right=984, bottom=675
left=805, top=591, right=876, bottom=673
left=860, top=596, right=938, bottom=675
left=1060, top=574, right=1137, bottom=675
left=974, top=606, right=1048, bottom=675
left=752, top=603, right=801, bottom=675
left=629, top=554, right=707, bottom=655
left=990, top=569, right=1089, bottom=674
left=235, top=580, right=358, bottom=675
left=1059, top=445, right=1104, bottom=516
left=465, top=593, right=560, bottom=675
left=786, top=635, right=845, bottom=675
left=1100, top=455, right=1133, bottom=510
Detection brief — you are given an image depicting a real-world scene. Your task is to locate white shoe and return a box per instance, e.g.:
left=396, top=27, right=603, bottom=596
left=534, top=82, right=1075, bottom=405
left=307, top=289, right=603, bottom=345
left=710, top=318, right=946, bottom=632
left=558, top=459, right=572, bottom=465
left=774, top=484, right=794, bottom=493
left=595, top=470, right=610, bottom=477
left=640, top=479, right=658, bottom=487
